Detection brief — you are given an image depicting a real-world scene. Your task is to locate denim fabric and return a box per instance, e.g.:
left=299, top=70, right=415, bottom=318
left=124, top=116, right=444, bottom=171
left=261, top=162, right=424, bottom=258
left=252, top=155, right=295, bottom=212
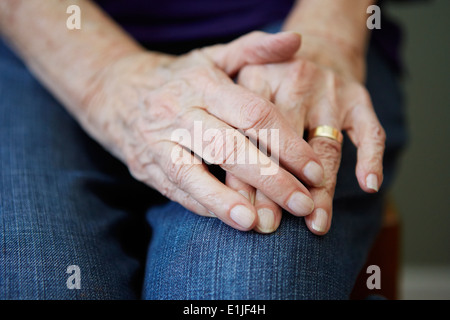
left=0, top=39, right=159, bottom=299
left=0, top=26, right=406, bottom=299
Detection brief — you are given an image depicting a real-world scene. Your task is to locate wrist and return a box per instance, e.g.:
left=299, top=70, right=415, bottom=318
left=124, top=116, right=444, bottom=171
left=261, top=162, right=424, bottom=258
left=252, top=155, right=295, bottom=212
left=281, top=0, right=374, bottom=82
left=292, top=31, right=367, bottom=83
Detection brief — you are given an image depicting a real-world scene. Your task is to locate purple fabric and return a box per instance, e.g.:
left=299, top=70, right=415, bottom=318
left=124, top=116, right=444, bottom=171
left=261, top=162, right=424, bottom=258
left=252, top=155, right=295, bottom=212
left=95, top=0, right=295, bottom=43
left=372, top=16, right=404, bottom=73
left=95, top=0, right=405, bottom=72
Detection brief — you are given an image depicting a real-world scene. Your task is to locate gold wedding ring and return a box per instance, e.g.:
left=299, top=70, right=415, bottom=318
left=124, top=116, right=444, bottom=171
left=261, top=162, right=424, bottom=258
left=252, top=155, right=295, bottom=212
left=308, top=125, right=344, bottom=144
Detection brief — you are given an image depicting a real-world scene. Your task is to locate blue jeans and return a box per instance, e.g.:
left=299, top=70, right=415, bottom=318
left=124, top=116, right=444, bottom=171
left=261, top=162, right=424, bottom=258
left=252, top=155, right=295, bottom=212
left=0, top=30, right=406, bottom=299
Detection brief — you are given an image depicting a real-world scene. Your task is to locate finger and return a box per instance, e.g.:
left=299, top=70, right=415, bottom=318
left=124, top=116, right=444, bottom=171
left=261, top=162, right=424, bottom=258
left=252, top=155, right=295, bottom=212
left=204, top=83, right=325, bottom=187
left=202, top=31, right=302, bottom=76
left=226, top=172, right=282, bottom=234
left=238, top=64, right=315, bottom=187
left=236, top=65, right=273, bottom=101
left=138, top=163, right=211, bottom=217
left=173, top=109, right=315, bottom=217
left=253, top=190, right=282, bottom=234
left=225, top=172, right=256, bottom=205
left=304, top=136, right=342, bottom=235
left=304, top=95, right=343, bottom=235
left=227, top=69, right=282, bottom=233
left=262, top=70, right=307, bottom=135
left=159, top=142, right=258, bottom=231
left=343, top=88, right=386, bottom=193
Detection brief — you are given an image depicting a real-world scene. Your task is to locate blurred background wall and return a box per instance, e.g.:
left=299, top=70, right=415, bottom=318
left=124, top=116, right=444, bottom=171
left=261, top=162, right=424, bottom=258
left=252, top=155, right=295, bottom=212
left=384, top=0, right=450, bottom=299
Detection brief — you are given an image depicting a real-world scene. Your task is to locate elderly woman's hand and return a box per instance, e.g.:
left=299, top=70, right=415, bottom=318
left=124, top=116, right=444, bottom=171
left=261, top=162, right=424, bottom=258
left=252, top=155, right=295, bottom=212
left=83, top=31, right=326, bottom=231
left=234, top=33, right=386, bottom=235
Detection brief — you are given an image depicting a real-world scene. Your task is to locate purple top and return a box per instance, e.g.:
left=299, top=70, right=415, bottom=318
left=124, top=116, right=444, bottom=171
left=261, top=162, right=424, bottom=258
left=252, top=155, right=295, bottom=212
left=95, top=0, right=404, bottom=72
left=95, top=0, right=295, bottom=43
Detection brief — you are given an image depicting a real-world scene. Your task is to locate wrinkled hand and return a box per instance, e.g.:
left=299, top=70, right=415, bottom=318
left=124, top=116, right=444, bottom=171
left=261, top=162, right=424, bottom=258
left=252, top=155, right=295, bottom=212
left=235, top=34, right=386, bottom=235
left=82, top=31, right=326, bottom=231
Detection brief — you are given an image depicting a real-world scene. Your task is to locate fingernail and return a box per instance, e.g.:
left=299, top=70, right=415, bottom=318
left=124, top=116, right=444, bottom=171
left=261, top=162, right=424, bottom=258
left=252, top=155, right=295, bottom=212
left=287, top=192, right=314, bottom=216
left=366, top=174, right=379, bottom=192
left=257, top=208, right=275, bottom=233
left=303, top=161, right=324, bottom=186
left=311, top=208, right=328, bottom=233
left=230, top=205, right=255, bottom=229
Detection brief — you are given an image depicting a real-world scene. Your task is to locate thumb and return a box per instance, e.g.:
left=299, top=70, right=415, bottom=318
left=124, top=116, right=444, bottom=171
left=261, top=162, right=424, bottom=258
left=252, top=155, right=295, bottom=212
left=202, top=31, right=301, bottom=76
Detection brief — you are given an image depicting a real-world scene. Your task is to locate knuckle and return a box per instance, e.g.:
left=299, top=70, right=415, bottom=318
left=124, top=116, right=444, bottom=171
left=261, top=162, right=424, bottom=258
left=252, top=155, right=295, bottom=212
left=144, top=85, right=185, bottom=121
left=240, top=96, right=273, bottom=129
left=147, top=97, right=178, bottom=122
left=159, top=182, right=176, bottom=199
left=258, top=171, right=285, bottom=195
left=166, top=160, right=195, bottom=189
left=282, top=137, right=306, bottom=163
left=290, top=60, right=317, bottom=80
left=311, top=138, right=342, bottom=162
left=375, top=125, right=387, bottom=144
left=366, top=123, right=386, bottom=146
